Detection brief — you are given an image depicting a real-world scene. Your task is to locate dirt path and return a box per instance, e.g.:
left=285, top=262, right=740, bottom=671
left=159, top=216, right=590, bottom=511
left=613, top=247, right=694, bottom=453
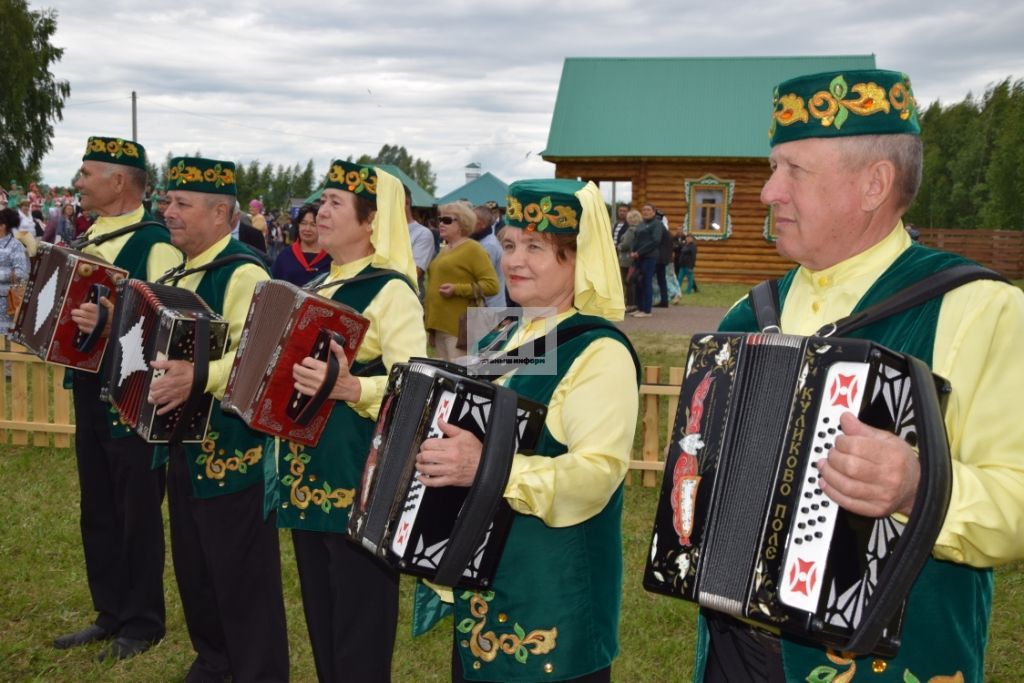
left=613, top=304, right=729, bottom=336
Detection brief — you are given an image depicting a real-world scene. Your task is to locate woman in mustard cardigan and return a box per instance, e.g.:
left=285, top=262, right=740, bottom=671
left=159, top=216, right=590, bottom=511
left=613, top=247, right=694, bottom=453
left=423, top=201, right=498, bottom=360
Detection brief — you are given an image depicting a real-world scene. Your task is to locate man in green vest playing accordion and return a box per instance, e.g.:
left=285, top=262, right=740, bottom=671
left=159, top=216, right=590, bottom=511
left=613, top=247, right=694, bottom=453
left=693, top=69, right=1024, bottom=682
left=148, top=156, right=288, bottom=682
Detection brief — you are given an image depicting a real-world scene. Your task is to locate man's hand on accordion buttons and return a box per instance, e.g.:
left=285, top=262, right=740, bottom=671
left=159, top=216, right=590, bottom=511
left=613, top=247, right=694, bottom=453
left=415, top=417, right=483, bottom=488
left=148, top=360, right=195, bottom=415
left=292, top=340, right=361, bottom=404
left=69, top=296, right=114, bottom=336
left=816, top=412, right=920, bottom=518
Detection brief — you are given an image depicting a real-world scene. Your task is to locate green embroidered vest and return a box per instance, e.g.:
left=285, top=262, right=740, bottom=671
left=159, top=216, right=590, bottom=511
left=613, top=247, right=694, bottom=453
left=694, top=244, right=993, bottom=682
left=272, top=266, right=411, bottom=533
left=154, top=239, right=270, bottom=498
left=451, top=313, right=640, bottom=683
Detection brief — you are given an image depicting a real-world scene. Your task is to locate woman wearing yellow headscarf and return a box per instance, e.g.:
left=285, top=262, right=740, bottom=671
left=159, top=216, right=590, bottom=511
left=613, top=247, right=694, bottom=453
left=414, top=179, right=640, bottom=682
left=274, top=160, right=426, bottom=682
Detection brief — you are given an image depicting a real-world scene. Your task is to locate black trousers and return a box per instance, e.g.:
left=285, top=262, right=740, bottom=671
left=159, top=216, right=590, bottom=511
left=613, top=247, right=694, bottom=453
left=655, top=262, right=670, bottom=304
left=451, top=643, right=611, bottom=683
left=167, top=450, right=289, bottom=683
left=291, top=528, right=399, bottom=683
left=72, top=372, right=165, bottom=642
left=702, top=611, right=787, bottom=683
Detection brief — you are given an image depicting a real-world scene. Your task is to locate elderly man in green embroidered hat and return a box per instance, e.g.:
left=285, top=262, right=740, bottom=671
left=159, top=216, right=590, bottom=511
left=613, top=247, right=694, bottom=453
left=53, top=136, right=180, bottom=662
left=692, top=70, right=1024, bottom=683
left=147, top=156, right=288, bottom=682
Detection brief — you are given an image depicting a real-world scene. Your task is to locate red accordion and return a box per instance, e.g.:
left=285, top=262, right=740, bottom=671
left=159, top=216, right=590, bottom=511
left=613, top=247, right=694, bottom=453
left=222, top=279, right=370, bottom=446
left=104, top=279, right=229, bottom=443
left=11, top=242, right=128, bottom=372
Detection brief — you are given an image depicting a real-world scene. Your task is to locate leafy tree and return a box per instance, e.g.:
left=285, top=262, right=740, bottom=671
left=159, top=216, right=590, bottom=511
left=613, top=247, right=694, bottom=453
left=355, top=144, right=437, bottom=195
left=0, top=0, right=70, bottom=184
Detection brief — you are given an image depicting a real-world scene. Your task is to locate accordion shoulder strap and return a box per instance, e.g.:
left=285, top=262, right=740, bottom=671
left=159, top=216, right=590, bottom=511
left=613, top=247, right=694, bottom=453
left=747, top=264, right=1006, bottom=337
left=820, top=264, right=1007, bottom=337
left=306, top=268, right=401, bottom=293
left=748, top=279, right=782, bottom=333
left=157, top=253, right=267, bottom=285
left=71, top=220, right=166, bottom=251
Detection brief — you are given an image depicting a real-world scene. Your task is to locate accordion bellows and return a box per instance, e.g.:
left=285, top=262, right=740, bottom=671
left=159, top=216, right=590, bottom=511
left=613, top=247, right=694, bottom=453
left=348, top=359, right=547, bottom=589
left=11, top=242, right=128, bottom=372
left=643, top=333, right=952, bottom=657
left=222, top=279, right=370, bottom=446
left=104, top=279, right=229, bottom=443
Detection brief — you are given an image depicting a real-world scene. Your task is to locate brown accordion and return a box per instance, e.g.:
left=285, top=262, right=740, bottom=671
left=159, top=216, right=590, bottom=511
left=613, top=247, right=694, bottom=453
left=347, top=359, right=547, bottom=589
left=222, top=279, right=370, bottom=446
left=11, top=242, right=128, bottom=372
left=103, top=279, right=229, bottom=443
left=643, top=333, right=952, bottom=656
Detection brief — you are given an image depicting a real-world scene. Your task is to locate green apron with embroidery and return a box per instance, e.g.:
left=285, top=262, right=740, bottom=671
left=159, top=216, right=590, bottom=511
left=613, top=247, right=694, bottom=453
left=692, top=244, right=992, bottom=683
left=152, top=239, right=269, bottom=498
left=271, top=266, right=411, bottom=533
left=445, top=313, right=639, bottom=682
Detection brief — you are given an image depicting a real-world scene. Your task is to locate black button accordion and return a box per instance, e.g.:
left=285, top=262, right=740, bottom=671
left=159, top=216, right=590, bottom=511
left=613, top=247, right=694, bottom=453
left=103, top=279, right=229, bottom=443
left=347, top=359, right=547, bottom=589
left=643, top=333, right=952, bottom=656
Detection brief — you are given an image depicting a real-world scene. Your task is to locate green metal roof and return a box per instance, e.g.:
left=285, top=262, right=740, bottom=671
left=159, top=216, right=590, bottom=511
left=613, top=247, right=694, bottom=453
left=436, top=172, right=509, bottom=207
left=375, top=164, right=436, bottom=207
left=542, top=55, right=877, bottom=160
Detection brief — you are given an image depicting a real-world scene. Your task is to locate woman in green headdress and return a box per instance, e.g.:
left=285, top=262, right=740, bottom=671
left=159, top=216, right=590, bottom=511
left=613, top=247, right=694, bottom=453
left=414, top=179, right=640, bottom=683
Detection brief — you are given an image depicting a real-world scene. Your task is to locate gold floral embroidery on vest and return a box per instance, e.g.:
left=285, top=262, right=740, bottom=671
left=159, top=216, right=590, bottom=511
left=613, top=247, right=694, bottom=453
left=195, top=430, right=263, bottom=480
left=805, top=650, right=964, bottom=682
left=456, top=591, right=557, bottom=666
left=280, top=441, right=354, bottom=514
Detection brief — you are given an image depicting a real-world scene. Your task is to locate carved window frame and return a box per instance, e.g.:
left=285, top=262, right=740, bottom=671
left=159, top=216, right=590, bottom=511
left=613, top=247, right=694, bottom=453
left=763, top=206, right=778, bottom=242
left=683, top=174, right=734, bottom=241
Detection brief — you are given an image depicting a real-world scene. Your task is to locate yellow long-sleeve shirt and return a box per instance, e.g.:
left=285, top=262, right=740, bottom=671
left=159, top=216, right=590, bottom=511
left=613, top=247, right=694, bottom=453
left=171, top=235, right=268, bottom=399
left=497, top=310, right=639, bottom=527
left=779, top=223, right=1024, bottom=567
left=316, top=256, right=428, bottom=419
left=80, top=205, right=182, bottom=281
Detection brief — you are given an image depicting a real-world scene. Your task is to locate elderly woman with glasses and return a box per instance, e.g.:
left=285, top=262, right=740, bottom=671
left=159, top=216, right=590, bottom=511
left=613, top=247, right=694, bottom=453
left=414, top=179, right=640, bottom=683
left=423, top=201, right=499, bottom=360
left=270, top=203, right=332, bottom=286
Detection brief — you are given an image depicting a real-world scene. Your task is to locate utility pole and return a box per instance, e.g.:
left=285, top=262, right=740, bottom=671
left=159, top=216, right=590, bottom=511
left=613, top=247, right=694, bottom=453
left=131, top=91, right=138, bottom=141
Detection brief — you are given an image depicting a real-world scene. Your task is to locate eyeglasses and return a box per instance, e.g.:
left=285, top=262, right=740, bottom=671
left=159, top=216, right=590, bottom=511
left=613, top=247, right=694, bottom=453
left=439, top=216, right=456, bottom=225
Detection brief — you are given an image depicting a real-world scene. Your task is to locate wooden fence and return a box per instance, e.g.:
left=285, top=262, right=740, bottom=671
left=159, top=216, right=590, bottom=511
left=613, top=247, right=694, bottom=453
left=917, top=228, right=1024, bottom=279
left=1, top=342, right=680, bottom=486
left=0, top=339, right=74, bottom=448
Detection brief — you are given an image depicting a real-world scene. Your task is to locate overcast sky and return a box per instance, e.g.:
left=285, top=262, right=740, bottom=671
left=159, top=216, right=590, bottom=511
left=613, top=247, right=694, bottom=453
left=35, top=0, right=1024, bottom=201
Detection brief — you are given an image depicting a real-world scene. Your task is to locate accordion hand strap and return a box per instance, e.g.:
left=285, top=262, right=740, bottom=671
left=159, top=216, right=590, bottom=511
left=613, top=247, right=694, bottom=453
left=842, top=355, right=953, bottom=655
left=432, top=384, right=519, bottom=588
left=293, top=331, right=345, bottom=426
left=167, top=314, right=211, bottom=446
left=71, top=220, right=167, bottom=251
left=72, top=283, right=112, bottom=353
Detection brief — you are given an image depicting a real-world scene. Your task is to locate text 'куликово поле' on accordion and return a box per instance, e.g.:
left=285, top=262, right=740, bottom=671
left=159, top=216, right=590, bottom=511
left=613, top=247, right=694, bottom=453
left=222, top=279, right=370, bottom=446
left=643, top=332, right=952, bottom=657
left=347, top=359, right=547, bottom=589
left=103, top=279, right=229, bottom=443
left=11, top=242, right=128, bottom=372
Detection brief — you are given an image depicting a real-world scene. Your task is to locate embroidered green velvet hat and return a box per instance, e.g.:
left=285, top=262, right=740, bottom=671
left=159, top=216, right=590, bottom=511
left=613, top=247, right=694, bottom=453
left=504, top=179, right=585, bottom=234
left=82, top=136, right=146, bottom=169
left=166, top=156, right=237, bottom=195
left=324, top=160, right=377, bottom=201
left=769, top=69, right=920, bottom=147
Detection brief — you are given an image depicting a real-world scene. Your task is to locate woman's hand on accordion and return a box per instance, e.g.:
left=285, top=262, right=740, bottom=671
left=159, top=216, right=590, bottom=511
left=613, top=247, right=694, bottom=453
left=148, top=360, right=195, bottom=415
left=292, top=340, right=361, bottom=404
left=816, top=412, right=921, bottom=518
left=70, top=296, right=114, bottom=336
left=415, top=418, right=483, bottom=488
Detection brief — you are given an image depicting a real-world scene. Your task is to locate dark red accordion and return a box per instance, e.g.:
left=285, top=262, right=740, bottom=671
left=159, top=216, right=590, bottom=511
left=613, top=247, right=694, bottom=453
left=104, top=279, right=229, bottom=443
left=222, top=279, right=370, bottom=446
left=11, top=242, right=128, bottom=372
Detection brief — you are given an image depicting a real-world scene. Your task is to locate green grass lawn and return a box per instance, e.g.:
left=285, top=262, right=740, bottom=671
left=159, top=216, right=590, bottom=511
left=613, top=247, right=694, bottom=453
left=2, top=281, right=1022, bottom=681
